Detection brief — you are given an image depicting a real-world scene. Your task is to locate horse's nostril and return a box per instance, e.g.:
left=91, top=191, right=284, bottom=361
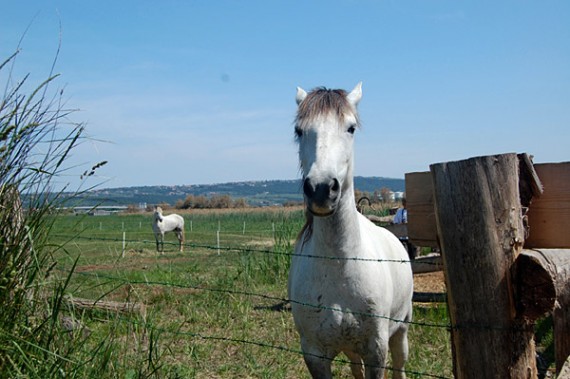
left=303, top=178, right=314, bottom=197
left=330, top=179, right=340, bottom=193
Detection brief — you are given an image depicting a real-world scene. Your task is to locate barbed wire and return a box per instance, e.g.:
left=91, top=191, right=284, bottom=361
left=67, top=270, right=451, bottom=330
left=51, top=231, right=454, bottom=378
left=111, top=313, right=453, bottom=379
left=57, top=234, right=526, bottom=333
left=68, top=268, right=518, bottom=333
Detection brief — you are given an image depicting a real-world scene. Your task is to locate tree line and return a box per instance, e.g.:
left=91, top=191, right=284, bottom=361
left=174, top=194, right=249, bottom=209
left=139, top=187, right=398, bottom=211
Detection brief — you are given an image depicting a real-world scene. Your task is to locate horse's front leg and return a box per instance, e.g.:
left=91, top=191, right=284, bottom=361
left=155, top=235, right=160, bottom=252
left=159, top=233, right=165, bottom=253
left=301, top=339, right=334, bottom=379
left=363, top=334, right=389, bottom=379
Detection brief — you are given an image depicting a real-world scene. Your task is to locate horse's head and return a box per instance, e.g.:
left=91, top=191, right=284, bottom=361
left=153, top=206, right=163, bottom=222
left=294, top=83, right=362, bottom=217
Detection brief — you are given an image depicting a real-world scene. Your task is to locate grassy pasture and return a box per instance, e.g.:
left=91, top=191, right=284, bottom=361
left=48, top=208, right=453, bottom=378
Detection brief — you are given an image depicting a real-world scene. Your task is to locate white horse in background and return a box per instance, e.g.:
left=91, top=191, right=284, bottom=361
left=288, top=83, right=414, bottom=379
left=152, top=206, right=185, bottom=253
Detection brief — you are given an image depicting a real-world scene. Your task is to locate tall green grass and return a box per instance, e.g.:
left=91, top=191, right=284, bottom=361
left=0, top=49, right=169, bottom=379
left=0, top=49, right=86, bottom=377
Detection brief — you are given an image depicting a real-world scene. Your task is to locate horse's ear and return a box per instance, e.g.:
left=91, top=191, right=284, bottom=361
left=347, top=82, right=362, bottom=106
left=296, top=87, right=308, bottom=105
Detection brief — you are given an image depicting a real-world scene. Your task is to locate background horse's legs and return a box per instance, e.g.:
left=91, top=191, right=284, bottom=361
left=158, top=233, right=165, bottom=253
left=175, top=229, right=184, bottom=252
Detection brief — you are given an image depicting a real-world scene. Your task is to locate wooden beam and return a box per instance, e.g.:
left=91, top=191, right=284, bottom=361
left=514, top=249, right=570, bottom=374
left=66, top=297, right=147, bottom=318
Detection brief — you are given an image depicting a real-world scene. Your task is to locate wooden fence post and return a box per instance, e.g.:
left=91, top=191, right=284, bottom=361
left=430, top=153, right=537, bottom=378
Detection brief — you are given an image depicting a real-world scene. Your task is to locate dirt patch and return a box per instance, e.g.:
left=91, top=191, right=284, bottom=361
left=413, top=271, right=446, bottom=293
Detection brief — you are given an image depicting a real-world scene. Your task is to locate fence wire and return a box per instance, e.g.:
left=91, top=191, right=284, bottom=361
left=52, top=231, right=452, bottom=378
left=52, top=233, right=444, bottom=266
left=69, top=269, right=451, bottom=330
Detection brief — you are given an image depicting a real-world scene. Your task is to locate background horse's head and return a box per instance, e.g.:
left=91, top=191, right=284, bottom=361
left=153, top=206, right=163, bottom=222
left=294, top=83, right=362, bottom=217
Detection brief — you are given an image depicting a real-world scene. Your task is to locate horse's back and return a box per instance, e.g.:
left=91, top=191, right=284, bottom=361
left=171, top=214, right=184, bottom=227
left=154, top=213, right=185, bottom=233
left=164, top=214, right=184, bottom=229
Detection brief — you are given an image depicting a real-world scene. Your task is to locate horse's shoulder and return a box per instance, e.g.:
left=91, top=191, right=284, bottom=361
left=357, top=213, right=407, bottom=257
left=358, top=214, right=394, bottom=239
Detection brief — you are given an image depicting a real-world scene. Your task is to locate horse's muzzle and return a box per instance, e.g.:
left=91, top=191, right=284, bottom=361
left=303, top=177, right=340, bottom=217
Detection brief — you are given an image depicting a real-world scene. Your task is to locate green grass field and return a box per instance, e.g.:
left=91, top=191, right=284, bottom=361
left=48, top=208, right=453, bottom=379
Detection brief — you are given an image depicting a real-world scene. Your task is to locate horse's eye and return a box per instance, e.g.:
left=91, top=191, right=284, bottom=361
left=347, top=125, right=356, bottom=135
left=295, top=126, right=303, bottom=138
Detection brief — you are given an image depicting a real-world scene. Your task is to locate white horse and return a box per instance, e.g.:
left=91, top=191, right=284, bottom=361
left=152, top=206, right=185, bottom=253
left=288, top=83, right=414, bottom=379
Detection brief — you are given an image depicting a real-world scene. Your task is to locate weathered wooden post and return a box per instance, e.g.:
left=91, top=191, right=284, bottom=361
left=430, top=153, right=537, bottom=378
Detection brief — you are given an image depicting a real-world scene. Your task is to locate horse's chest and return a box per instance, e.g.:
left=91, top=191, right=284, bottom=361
left=295, top=293, right=379, bottom=350
left=291, top=264, right=383, bottom=347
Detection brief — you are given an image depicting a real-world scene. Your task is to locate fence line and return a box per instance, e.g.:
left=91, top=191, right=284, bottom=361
left=64, top=219, right=285, bottom=234
left=51, top=233, right=443, bottom=266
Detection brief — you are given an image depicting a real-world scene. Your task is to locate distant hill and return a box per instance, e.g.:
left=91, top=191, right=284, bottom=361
left=70, top=176, right=405, bottom=207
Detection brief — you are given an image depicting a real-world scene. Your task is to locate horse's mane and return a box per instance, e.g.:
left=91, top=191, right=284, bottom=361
left=295, top=87, right=360, bottom=131
left=296, top=209, right=313, bottom=246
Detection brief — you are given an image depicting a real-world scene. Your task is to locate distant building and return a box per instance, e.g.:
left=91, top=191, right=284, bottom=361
left=71, top=205, right=128, bottom=216
left=393, top=191, right=405, bottom=200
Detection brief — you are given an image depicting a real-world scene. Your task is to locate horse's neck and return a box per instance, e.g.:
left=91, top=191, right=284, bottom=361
left=312, top=185, right=361, bottom=255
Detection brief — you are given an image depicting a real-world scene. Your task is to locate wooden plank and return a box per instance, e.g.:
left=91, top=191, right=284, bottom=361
left=525, top=162, right=570, bottom=248
left=405, top=172, right=439, bottom=247
left=381, top=223, right=408, bottom=238
left=412, top=292, right=446, bottom=303
left=411, top=253, right=443, bottom=274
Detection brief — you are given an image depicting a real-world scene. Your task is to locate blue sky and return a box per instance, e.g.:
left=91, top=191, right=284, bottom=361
left=2, top=1, right=569, bottom=190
